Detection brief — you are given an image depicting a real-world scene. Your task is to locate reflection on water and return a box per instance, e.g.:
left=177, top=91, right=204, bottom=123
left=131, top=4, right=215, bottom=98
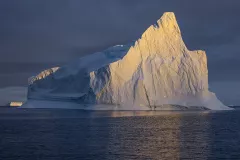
left=179, top=113, right=211, bottom=159
left=106, top=113, right=183, bottom=159
left=0, top=108, right=239, bottom=159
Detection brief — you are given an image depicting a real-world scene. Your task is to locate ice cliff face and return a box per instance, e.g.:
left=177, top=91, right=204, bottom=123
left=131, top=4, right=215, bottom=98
left=27, top=12, right=231, bottom=110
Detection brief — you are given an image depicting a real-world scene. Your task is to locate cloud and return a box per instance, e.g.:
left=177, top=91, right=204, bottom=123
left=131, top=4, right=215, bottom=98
left=1, top=0, right=239, bottom=62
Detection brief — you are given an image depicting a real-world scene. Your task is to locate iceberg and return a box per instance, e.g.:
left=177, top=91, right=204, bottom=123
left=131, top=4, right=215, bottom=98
left=9, top=102, right=23, bottom=107
left=24, top=12, right=231, bottom=110
left=0, top=87, right=27, bottom=106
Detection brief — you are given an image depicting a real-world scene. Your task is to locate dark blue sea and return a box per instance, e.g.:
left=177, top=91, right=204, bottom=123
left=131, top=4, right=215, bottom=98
left=0, top=107, right=240, bottom=160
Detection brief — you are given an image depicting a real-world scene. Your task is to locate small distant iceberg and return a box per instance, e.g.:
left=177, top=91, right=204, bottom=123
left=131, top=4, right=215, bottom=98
left=0, top=87, right=27, bottom=107
left=9, top=102, right=23, bottom=107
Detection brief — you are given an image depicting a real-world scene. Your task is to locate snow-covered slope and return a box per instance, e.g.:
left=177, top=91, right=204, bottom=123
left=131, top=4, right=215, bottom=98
left=26, top=12, right=231, bottom=110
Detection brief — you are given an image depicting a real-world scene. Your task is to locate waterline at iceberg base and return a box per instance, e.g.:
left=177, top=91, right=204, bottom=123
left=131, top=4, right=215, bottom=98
left=23, top=12, right=231, bottom=110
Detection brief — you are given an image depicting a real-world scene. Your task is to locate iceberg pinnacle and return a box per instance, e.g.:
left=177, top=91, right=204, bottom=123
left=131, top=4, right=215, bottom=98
left=152, top=12, right=180, bottom=34
left=24, top=12, right=231, bottom=110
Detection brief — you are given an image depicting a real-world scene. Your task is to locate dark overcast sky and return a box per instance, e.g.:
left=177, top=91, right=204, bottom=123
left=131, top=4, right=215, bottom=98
left=0, top=0, right=240, bottom=104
